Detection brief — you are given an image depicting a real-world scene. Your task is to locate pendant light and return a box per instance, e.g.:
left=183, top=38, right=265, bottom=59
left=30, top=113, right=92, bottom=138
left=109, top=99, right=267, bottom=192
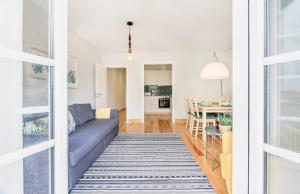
left=127, top=21, right=133, bottom=60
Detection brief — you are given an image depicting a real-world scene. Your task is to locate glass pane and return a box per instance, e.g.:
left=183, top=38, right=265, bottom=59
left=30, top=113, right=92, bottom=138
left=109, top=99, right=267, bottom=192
left=266, top=0, right=300, bottom=56
left=23, top=0, right=50, bottom=57
left=23, top=113, right=50, bottom=148
left=265, top=61, right=300, bottom=153
left=265, top=154, right=300, bottom=194
left=0, top=58, right=52, bottom=156
left=23, top=62, right=49, bottom=107
left=0, top=0, right=50, bottom=57
left=0, top=149, right=52, bottom=194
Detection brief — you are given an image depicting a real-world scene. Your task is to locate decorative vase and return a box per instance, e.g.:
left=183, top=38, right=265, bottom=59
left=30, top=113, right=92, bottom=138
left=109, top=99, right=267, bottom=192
left=219, top=124, right=232, bottom=133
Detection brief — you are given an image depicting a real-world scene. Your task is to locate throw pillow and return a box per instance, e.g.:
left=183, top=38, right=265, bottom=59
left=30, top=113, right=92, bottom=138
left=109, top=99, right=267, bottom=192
left=68, top=111, right=76, bottom=134
left=95, top=108, right=111, bottom=119
left=75, top=104, right=95, bottom=125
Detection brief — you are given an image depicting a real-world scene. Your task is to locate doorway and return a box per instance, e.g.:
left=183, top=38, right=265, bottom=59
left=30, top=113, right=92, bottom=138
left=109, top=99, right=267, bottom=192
left=107, top=68, right=127, bottom=123
left=144, top=64, right=173, bottom=124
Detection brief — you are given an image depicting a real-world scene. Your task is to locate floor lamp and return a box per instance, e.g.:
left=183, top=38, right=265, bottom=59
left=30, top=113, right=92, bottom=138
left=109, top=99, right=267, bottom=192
left=200, top=52, right=229, bottom=98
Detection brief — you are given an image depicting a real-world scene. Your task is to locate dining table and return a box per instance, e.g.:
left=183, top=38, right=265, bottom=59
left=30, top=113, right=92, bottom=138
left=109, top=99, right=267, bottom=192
left=197, top=104, right=232, bottom=141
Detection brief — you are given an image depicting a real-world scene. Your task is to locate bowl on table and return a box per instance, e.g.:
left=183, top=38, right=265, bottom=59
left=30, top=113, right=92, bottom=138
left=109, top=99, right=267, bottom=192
left=222, top=102, right=231, bottom=107
left=199, top=101, right=211, bottom=107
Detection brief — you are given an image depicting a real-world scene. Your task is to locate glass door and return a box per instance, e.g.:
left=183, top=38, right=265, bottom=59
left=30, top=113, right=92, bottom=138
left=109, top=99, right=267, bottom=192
left=264, top=0, right=300, bottom=193
left=251, top=0, right=300, bottom=193
left=0, top=0, right=68, bottom=193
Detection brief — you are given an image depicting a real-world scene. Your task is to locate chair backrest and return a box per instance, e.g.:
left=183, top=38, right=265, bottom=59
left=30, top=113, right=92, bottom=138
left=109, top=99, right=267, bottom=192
left=185, top=98, right=190, bottom=113
left=188, top=98, right=195, bottom=115
left=188, top=98, right=200, bottom=117
left=192, top=98, right=200, bottom=118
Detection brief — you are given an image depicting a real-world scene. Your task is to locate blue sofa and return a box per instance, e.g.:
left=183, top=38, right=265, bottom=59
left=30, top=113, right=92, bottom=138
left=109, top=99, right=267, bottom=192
left=68, top=104, right=119, bottom=191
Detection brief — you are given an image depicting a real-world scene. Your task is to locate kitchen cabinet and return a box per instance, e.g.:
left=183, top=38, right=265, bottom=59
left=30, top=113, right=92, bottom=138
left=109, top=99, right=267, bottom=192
left=144, top=96, right=151, bottom=113
left=144, top=70, right=171, bottom=85
left=144, top=96, right=171, bottom=114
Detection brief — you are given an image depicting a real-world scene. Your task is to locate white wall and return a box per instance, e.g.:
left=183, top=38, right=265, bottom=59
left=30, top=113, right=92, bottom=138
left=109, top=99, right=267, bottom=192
left=102, top=51, right=232, bottom=120
left=68, top=31, right=102, bottom=107
left=107, top=68, right=126, bottom=110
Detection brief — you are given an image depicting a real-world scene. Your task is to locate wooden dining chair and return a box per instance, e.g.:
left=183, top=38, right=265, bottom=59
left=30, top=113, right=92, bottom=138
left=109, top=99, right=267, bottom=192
left=189, top=98, right=217, bottom=137
left=185, top=98, right=192, bottom=129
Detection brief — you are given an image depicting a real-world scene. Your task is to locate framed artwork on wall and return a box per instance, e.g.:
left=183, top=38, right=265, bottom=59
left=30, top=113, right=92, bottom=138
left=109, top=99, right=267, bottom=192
left=30, top=47, right=49, bottom=80
left=68, top=56, right=78, bottom=88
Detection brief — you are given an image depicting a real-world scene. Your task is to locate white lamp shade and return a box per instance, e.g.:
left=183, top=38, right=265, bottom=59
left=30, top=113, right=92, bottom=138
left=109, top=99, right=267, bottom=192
left=201, top=62, right=229, bottom=80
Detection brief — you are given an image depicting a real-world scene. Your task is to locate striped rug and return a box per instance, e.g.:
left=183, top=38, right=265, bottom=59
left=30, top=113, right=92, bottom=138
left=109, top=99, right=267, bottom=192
left=71, top=133, right=215, bottom=194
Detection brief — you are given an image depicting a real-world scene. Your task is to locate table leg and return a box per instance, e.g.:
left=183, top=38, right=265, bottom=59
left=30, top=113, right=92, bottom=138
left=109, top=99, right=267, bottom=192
left=202, top=111, right=207, bottom=141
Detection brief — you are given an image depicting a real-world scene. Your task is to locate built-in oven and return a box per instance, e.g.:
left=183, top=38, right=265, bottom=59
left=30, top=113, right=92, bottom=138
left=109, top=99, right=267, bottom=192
left=159, top=97, right=170, bottom=108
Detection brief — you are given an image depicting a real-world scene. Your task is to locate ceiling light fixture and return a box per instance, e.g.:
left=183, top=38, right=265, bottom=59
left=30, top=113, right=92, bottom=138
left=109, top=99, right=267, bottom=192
left=127, top=21, right=133, bottom=60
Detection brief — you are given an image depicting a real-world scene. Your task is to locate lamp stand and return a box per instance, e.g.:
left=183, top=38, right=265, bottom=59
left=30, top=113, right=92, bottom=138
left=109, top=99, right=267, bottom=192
left=220, top=80, right=223, bottom=98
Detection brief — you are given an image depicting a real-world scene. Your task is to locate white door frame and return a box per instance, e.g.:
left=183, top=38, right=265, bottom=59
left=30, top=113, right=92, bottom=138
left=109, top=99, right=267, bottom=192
left=249, top=0, right=265, bottom=193
left=53, top=0, right=68, bottom=193
left=232, top=0, right=250, bottom=193
left=142, top=61, right=175, bottom=123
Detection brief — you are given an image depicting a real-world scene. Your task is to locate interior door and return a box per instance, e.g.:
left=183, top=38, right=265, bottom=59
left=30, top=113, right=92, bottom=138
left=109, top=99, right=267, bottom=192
left=95, top=63, right=107, bottom=108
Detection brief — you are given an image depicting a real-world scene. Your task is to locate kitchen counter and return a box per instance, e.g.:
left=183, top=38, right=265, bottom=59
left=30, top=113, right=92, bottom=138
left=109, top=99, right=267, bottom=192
left=144, top=95, right=172, bottom=97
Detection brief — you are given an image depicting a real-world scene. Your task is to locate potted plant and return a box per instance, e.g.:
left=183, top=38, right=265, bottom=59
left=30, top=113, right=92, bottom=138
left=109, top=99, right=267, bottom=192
left=218, top=114, right=232, bottom=133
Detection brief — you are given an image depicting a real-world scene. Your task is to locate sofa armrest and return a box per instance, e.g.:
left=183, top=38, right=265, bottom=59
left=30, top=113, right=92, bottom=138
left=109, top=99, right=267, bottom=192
left=110, top=109, right=119, bottom=120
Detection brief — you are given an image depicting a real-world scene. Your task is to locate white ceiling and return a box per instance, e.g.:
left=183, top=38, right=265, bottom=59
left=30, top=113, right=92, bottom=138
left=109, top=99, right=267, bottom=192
left=69, top=0, right=232, bottom=53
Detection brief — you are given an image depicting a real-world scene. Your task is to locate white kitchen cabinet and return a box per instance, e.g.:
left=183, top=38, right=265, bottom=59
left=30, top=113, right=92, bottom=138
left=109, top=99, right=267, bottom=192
left=144, top=96, right=171, bottom=114
left=144, top=70, right=171, bottom=85
left=144, top=70, right=154, bottom=85
left=159, top=70, right=171, bottom=85
left=144, top=96, right=151, bottom=113
left=151, top=96, right=160, bottom=113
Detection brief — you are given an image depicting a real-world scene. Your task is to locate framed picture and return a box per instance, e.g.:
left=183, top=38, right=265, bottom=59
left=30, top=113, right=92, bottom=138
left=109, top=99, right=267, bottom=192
left=30, top=47, right=48, bottom=80
left=68, top=57, right=78, bottom=88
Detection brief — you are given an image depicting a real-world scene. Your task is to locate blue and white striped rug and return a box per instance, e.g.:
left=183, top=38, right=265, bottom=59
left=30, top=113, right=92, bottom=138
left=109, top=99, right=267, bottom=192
left=71, top=133, right=215, bottom=194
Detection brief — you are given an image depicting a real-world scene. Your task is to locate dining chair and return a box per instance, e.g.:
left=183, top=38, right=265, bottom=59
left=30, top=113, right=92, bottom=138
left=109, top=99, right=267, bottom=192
left=189, top=98, right=217, bottom=137
left=185, top=98, right=192, bottom=129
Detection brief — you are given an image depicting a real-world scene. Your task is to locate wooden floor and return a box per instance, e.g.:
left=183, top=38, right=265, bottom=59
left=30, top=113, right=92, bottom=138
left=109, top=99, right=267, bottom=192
left=119, top=109, right=228, bottom=194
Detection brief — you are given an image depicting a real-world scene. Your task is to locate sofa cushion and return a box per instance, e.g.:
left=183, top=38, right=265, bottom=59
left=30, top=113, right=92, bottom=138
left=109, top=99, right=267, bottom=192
left=75, top=104, right=95, bottom=125
left=68, top=118, right=118, bottom=167
left=68, top=105, right=80, bottom=126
